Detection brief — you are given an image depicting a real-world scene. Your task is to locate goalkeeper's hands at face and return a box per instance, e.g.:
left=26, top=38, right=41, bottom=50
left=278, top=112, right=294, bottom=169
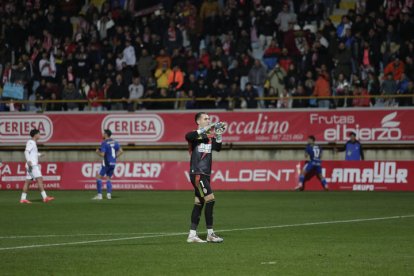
left=197, top=122, right=217, bottom=135
left=214, top=122, right=227, bottom=143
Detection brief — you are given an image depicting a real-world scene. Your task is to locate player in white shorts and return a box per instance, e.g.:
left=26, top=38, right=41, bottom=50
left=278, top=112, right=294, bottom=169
left=20, top=129, right=55, bottom=204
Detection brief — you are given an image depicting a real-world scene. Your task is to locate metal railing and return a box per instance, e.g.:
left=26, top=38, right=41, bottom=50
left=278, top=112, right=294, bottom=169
left=0, top=94, right=413, bottom=110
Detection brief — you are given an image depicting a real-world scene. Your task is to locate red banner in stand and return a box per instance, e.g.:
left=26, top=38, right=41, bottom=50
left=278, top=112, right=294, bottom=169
left=1, top=161, right=413, bottom=191
left=1, top=109, right=414, bottom=145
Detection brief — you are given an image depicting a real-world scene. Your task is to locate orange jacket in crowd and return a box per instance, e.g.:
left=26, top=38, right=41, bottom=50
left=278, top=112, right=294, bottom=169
left=168, top=69, right=184, bottom=90
left=313, top=72, right=331, bottom=97
left=383, top=60, right=405, bottom=80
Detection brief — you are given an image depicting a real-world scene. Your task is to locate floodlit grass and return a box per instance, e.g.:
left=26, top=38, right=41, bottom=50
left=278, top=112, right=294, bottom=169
left=1, top=191, right=414, bottom=275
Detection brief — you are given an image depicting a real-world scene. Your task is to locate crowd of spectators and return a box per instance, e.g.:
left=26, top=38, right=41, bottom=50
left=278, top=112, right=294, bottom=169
left=0, top=0, right=413, bottom=112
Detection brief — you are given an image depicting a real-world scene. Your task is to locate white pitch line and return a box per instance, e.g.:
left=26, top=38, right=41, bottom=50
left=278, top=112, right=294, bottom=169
left=0, top=232, right=171, bottom=239
left=0, top=214, right=413, bottom=251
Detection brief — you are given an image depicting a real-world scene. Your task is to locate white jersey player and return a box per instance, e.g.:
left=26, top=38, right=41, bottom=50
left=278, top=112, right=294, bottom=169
left=20, top=129, right=54, bottom=204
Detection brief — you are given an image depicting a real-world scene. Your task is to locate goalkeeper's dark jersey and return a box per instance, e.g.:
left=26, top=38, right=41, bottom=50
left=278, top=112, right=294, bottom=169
left=185, top=131, right=222, bottom=176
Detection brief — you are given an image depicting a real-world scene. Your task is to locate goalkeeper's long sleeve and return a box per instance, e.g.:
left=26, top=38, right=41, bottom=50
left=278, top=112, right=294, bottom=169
left=185, top=131, right=199, bottom=142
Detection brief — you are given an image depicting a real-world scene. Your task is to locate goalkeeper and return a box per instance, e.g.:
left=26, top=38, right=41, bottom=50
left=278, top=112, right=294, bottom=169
left=185, top=112, right=226, bottom=243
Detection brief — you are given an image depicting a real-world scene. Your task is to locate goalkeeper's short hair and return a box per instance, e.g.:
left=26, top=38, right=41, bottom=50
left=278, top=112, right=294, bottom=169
left=195, top=112, right=207, bottom=124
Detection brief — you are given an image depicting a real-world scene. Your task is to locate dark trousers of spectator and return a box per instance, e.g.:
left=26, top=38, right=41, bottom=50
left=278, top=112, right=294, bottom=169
left=398, top=95, right=413, bottom=106
left=111, top=102, right=127, bottom=110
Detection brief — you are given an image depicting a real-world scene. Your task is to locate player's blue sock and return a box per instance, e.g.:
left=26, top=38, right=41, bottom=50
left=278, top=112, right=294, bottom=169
left=299, top=175, right=305, bottom=185
left=96, top=179, right=102, bottom=194
left=321, top=178, right=327, bottom=187
left=106, top=180, right=112, bottom=194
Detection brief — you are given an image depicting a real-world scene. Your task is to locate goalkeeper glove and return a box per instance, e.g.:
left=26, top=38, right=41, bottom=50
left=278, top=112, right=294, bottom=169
left=197, top=123, right=216, bottom=135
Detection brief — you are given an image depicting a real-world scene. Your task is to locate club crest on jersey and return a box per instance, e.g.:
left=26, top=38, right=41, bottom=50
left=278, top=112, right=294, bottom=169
left=198, top=143, right=212, bottom=153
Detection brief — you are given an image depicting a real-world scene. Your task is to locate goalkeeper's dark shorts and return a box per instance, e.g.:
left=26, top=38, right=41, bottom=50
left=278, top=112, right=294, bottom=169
left=190, top=174, right=213, bottom=198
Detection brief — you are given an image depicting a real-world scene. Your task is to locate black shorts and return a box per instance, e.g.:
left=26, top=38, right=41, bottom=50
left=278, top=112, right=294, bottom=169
left=190, top=174, right=213, bottom=198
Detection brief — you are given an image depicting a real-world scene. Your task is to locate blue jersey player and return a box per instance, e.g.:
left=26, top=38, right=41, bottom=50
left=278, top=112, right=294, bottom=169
left=295, top=135, right=328, bottom=191
left=92, top=129, right=123, bottom=200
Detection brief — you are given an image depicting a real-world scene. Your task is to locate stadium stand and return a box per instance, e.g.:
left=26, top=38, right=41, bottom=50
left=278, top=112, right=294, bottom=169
left=0, top=0, right=413, bottom=112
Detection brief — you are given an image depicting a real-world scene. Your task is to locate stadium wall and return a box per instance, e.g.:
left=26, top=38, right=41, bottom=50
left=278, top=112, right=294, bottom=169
left=1, top=161, right=413, bottom=191
left=1, top=148, right=414, bottom=162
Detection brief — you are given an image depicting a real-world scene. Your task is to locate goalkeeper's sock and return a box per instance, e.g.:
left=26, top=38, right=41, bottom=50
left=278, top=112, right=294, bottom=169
left=205, top=200, right=215, bottom=229
left=299, top=175, right=305, bottom=185
left=21, top=192, right=27, bottom=200
left=190, top=203, right=204, bottom=231
left=106, top=180, right=112, bottom=194
left=96, top=179, right=102, bottom=194
left=321, top=178, right=328, bottom=188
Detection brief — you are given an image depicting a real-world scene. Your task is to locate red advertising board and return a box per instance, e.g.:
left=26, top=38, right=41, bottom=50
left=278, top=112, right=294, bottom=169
left=1, top=161, right=413, bottom=191
left=1, top=109, right=414, bottom=145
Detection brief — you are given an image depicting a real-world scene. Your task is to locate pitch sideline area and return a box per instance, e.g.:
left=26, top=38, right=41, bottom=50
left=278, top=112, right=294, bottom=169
left=0, top=191, right=414, bottom=275
left=1, top=214, right=413, bottom=251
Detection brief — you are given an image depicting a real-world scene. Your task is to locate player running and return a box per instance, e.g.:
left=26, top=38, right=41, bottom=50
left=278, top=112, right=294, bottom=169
left=92, top=129, right=123, bottom=200
left=20, top=129, right=55, bottom=204
left=295, top=135, right=329, bottom=191
left=185, top=112, right=226, bottom=243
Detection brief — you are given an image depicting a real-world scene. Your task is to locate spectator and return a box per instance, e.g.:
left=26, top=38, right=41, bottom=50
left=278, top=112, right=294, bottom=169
left=265, top=87, right=278, bottom=108
left=108, top=74, right=128, bottom=110
left=123, top=39, right=136, bottom=67
left=213, top=81, right=228, bottom=109
left=62, top=82, right=80, bottom=111
left=39, top=52, right=55, bottom=79
left=277, top=88, right=292, bottom=108
left=257, top=6, right=277, bottom=50
left=185, top=50, right=198, bottom=75
left=291, top=85, right=308, bottom=108
left=278, top=48, right=293, bottom=73
left=155, top=88, right=174, bottom=109
left=333, top=73, right=350, bottom=107
left=128, top=77, right=144, bottom=111
left=195, top=62, right=208, bottom=80
left=381, top=73, right=398, bottom=106
left=242, top=83, right=258, bottom=109
left=383, top=57, right=405, bottom=81
left=397, top=73, right=411, bottom=106
left=168, top=65, right=184, bottom=91
left=248, top=59, right=266, bottom=108
left=228, top=83, right=242, bottom=109
left=337, top=132, right=365, bottom=160
left=284, top=63, right=300, bottom=93
left=137, top=49, right=156, bottom=83
left=78, top=79, right=90, bottom=111
left=263, top=40, right=281, bottom=70
left=352, top=84, right=370, bottom=107
left=87, top=81, right=104, bottom=111
left=195, top=78, right=214, bottom=109
left=313, top=68, right=331, bottom=108
left=276, top=3, right=297, bottom=34
left=367, top=71, right=380, bottom=106
left=334, top=42, right=352, bottom=78
left=156, top=49, right=172, bottom=69
left=155, top=62, right=172, bottom=89
left=163, top=21, right=183, bottom=53
left=268, top=63, right=286, bottom=98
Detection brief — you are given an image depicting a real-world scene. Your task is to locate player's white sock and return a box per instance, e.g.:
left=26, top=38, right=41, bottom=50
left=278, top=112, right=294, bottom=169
left=41, top=191, right=47, bottom=199
left=207, top=229, right=214, bottom=236
left=21, top=193, right=27, bottom=200
left=189, top=230, right=197, bottom=237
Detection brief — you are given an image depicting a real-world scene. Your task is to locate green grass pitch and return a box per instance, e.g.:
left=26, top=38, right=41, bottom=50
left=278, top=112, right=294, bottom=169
left=1, top=191, right=414, bottom=275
